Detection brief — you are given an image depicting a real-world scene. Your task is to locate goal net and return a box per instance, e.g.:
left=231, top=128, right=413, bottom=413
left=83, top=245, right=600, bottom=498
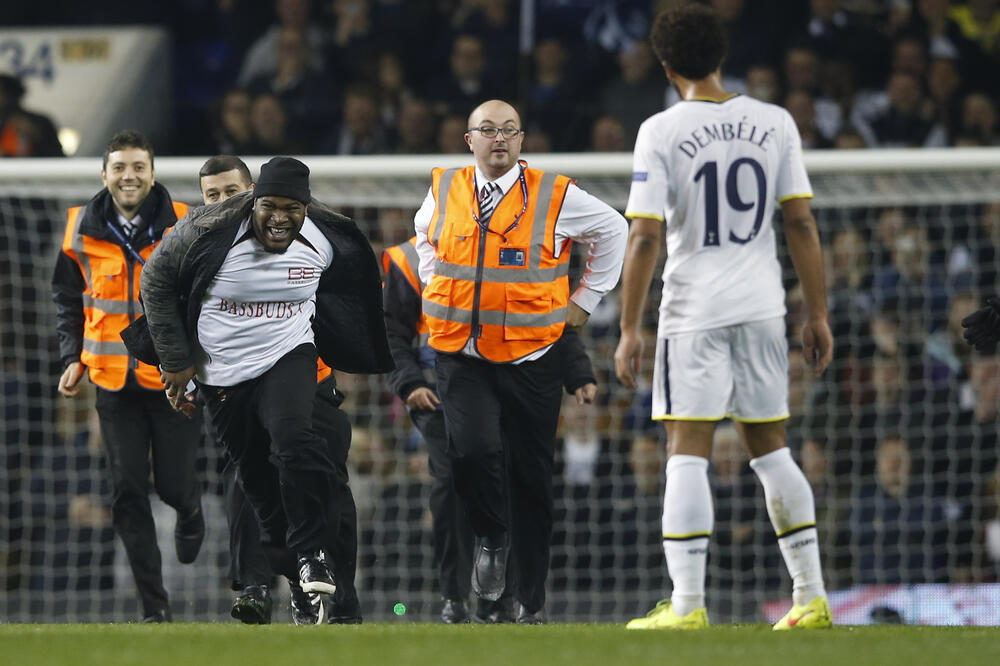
left=2, top=149, right=999, bottom=623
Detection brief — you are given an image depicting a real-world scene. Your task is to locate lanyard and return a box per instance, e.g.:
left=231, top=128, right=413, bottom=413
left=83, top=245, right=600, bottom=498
left=105, top=220, right=154, bottom=266
left=472, top=163, right=529, bottom=243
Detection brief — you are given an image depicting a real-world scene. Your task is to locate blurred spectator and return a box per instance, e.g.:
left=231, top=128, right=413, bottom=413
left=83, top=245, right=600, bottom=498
left=833, top=128, right=867, bottom=148
left=448, top=0, right=518, bottom=91
left=0, top=74, right=63, bottom=157
left=210, top=88, right=254, bottom=155
left=428, top=34, right=498, bottom=117
left=950, top=0, right=1000, bottom=62
left=526, top=37, right=591, bottom=151
left=320, top=84, right=389, bottom=155
left=521, top=129, right=553, bottom=154
left=245, top=26, right=337, bottom=147
left=872, top=221, right=950, bottom=333
left=712, top=0, right=779, bottom=79
left=589, top=115, right=627, bottom=152
left=796, top=0, right=890, bottom=89
left=238, top=0, right=326, bottom=86
left=373, top=51, right=412, bottom=130
left=926, top=56, right=964, bottom=141
left=782, top=45, right=842, bottom=141
left=785, top=89, right=833, bottom=149
left=598, top=39, right=665, bottom=145
left=744, top=63, right=780, bottom=103
left=437, top=114, right=468, bottom=154
left=981, top=463, right=1000, bottom=580
left=246, top=92, right=299, bottom=153
left=326, top=0, right=386, bottom=84
left=925, top=291, right=978, bottom=393
left=909, top=0, right=996, bottom=92
left=957, top=91, right=998, bottom=145
left=392, top=98, right=435, bottom=154
left=849, top=434, right=950, bottom=584
left=852, top=71, right=948, bottom=147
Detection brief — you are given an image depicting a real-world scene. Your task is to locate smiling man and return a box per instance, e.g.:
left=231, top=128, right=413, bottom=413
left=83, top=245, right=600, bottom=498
left=51, top=130, right=203, bottom=623
left=137, top=156, right=393, bottom=617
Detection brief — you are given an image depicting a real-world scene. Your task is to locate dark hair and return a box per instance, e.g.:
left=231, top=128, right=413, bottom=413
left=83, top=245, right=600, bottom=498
left=0, top=74, right=26, bottom=105
left=649, top=4, right=727, bottom=80
left=199, top=155, right=252, bottom=185
left=103, top=129, right=154, bottom=170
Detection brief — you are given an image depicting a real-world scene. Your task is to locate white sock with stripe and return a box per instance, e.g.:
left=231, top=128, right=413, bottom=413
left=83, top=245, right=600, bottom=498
left=661, top=454, right=712, bottom=616
left=749, top=447, right=826, bottom=606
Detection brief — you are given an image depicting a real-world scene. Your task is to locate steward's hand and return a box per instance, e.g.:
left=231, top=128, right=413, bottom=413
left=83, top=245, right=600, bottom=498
left=574, top=382, right=597, bottom=405
left=406, top=386, right=440, bottom=411
left=566, top=302, right=590, bottom=328
left=961, top=295, right=1000, bottom=353
left=58, top=362, right=85, bottom=397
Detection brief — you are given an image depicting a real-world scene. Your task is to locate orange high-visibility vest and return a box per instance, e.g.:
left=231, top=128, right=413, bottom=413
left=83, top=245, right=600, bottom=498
left=61, top=201, right=188, bottom=390
left=423, top=165, right=572, bottom=363
left=382, top=237, right=429, bottom=335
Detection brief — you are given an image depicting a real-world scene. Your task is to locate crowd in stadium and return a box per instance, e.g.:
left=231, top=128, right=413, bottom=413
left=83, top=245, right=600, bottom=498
left=2, top=0, right=1000, bottom=625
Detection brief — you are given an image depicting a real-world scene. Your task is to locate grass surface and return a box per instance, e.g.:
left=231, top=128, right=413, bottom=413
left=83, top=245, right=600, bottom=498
left=1, top=623, right=999, bottom=666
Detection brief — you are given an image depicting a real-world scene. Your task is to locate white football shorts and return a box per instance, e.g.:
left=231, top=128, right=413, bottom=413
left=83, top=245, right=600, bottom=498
left=651, top=317, right=789, bottom=422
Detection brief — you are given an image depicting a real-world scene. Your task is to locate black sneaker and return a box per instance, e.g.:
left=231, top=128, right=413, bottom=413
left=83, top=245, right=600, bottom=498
left=141, top=608, right=172, bottom=623
left=289, top=579, right=325, bottom=625
left=174, top=504, right=205, bottom=564
left=441, top=597, right=470, bottom=624
left=297, top=551, right=336, bottom=595
left=231, top=585, right=273, bottom=625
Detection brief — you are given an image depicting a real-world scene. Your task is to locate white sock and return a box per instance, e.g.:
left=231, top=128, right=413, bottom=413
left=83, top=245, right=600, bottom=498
left=749, top=447, right=826, bottom=606
left=661, top=454, right=712, bottom=616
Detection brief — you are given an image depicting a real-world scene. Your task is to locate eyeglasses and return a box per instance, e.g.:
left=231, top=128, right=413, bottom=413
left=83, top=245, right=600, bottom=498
left=469, top=126, right=523, bottom=139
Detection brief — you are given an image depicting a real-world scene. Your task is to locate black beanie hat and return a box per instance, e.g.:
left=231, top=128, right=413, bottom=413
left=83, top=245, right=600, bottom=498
left=255, top=156, right=311, bottom=203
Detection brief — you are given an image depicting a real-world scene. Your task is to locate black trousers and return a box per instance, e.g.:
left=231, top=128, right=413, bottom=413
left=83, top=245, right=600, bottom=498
left=434, top=350, right=563, bottom=613
left=94, top=387, right=202, bottom=616
left=202, top=343, right=335, bottom=557
left=411, top=407, right=474, bottom=601
left=222, top=374, right=359, bottom=607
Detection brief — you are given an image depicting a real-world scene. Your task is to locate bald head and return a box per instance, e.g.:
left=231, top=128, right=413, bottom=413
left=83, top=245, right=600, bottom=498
left=465, top=99, right=524, bottom=180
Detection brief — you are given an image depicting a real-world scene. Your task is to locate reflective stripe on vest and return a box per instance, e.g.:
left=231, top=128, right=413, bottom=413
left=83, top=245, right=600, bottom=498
left=63, top=200, right=188, bottom=390
left=422, top=166, right=572, bottom=363
left=382, top=237, right=429, bottom=335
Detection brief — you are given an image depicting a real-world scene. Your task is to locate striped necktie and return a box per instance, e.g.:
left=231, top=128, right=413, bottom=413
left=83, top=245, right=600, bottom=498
left=479, top=182, right=499, bottom=221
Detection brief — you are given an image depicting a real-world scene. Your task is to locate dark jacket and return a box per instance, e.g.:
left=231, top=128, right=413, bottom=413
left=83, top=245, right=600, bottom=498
left=382, top=260, right=595, bottom=401
left=130, top=190, right=392, bottom=376
left=53, top=183, right=182, bottom=368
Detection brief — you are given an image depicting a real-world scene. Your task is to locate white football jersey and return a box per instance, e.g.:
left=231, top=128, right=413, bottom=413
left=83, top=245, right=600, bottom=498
left=197, top=217, right=334, bottom=386
left=625, top=94, right=812, bottom=336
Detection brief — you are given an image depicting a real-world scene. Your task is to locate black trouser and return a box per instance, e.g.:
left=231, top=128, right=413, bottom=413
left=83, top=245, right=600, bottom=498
left=202, top=343, right=335, bottom=558
left=411, top=407, right=474, bottom=601
left=94, top=386, right=202, bottom=617
left=434, top=350, right=563, bottom=613
left=222, top=374, right=360, bottom=606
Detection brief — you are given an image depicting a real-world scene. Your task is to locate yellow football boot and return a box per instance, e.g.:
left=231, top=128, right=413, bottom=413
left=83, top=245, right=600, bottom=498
left=625, top=600, right=709, bottom=630
left=773, top=596, right=833, bottom=630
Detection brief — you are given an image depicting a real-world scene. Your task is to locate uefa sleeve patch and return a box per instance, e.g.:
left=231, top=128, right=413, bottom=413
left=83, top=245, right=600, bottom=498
left=632, top=171, right=648, bottom=182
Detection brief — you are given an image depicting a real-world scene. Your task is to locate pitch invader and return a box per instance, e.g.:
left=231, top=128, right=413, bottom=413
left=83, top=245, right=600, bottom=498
left=614, top=4, right=833, bottom=630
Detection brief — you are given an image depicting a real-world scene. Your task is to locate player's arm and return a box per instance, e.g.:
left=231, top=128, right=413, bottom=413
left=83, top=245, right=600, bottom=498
left=781, top=197, right=832, bottom=376
left=614, top=216, right=662, bottom=389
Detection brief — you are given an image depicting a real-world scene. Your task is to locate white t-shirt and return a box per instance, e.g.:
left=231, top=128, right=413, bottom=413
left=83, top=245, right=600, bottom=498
left=625, top=94, right=812, bottom=336
left=196, top=217, right=334, bottom=386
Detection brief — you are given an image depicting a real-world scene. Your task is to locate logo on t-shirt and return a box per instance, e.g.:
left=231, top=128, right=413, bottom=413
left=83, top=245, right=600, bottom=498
left=288, top=266, right=318, bottom=284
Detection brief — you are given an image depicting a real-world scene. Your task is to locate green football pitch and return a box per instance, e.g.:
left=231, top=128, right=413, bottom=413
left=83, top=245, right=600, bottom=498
left=1, top=623, right=998, bottom=666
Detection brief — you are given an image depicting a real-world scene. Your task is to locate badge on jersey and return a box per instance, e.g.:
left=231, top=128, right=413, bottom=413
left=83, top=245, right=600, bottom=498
left=498, top=248, right=526, bottom=266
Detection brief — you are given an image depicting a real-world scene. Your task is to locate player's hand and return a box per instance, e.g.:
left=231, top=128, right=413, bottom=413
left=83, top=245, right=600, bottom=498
left=574, top=382, right=597, bottom=405
left=406, top=386, right=440, bottom=411
left=961, top=295, right=1000, bottom=354
left=161, top=366, right=197, bottom=416
left=566, top=302, right=590, bottom=328
left=58, top=361, right=85, bottom=397
left=801, top=316, right=833, bottom=376
left=614, top=329, right=643, bottom=389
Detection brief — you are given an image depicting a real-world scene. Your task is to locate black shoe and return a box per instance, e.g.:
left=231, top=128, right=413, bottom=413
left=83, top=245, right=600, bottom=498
left=473, top=597, right=515, bottom=624
left=141, top=608, right=172, bottom=623
left=230, top=585, right=273, bottom=625
left=441, top=597, right=470, bottom=624
left=174, top=504, right=205, bottom=564
left=289, top=579, right=325, bottom=625
left=471, top=536, right=507, bottom=602
left=298, top=551, right=337, bottom=595
left=516, top=603, right=546, bottom=625
left=326, top=597, right=363, bottom=624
